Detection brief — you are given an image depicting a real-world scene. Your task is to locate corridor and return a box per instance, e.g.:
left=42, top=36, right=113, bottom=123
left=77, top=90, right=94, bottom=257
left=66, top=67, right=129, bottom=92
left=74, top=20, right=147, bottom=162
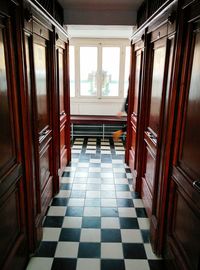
left=26, top=137, right=162, bottom=270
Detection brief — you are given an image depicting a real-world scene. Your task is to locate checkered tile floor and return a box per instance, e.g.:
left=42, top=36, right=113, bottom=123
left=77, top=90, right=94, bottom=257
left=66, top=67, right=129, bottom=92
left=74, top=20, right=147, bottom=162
left=26, top=137, right=163, bottom=270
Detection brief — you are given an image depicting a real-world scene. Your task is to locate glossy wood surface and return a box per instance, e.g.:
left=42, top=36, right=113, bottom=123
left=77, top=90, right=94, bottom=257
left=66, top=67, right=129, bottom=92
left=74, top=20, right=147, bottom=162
left=32, top=29, right=53, bottom=228
left=0, top=0, right=70, bottom=269
left=33, top=41, right=49, bottom=133
left=127, top=4, right=178, bottom=257
left=180, top=33, right=200, bottom=177
left=0, top=28, right=13, bottom=171
left=133, top=52, right=142, bottom=117
left=58, top=50, right=64, bottom=114
left=0, top=5, right=28, bottom=269
left=167, top=14, right=200, bottom=270
left=127, top=40, right=144, bottom=185
left=149, top=45, right=166, bottom=135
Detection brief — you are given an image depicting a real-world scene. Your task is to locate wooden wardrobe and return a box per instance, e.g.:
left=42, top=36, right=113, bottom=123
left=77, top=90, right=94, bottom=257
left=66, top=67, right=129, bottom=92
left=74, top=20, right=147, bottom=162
left=0, top=0, right=71, bottom=269
left=126, top=0, right=200, bottom=269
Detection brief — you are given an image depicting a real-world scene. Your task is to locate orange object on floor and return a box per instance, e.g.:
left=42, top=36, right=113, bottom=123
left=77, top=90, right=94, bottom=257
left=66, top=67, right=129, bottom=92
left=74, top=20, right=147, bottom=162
left=113, top=129, right=123, bottom=141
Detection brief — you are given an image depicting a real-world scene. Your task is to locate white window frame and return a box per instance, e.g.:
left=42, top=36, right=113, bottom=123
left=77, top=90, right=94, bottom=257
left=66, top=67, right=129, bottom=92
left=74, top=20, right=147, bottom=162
left=69, top=38, right=130, bottom=101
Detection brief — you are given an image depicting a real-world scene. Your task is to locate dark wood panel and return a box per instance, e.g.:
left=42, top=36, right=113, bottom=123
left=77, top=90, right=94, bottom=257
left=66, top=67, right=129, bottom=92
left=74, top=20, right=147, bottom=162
left=60, top=148, right=67, bottom=172
left=41, top=176, right=53, bottom=215
left=149, top=44, right=166, bottom=135
left=144, top=146, right=156, bottom=194
left=141, top=177, right=153, bottom=218
left=131, top=124, right=136, bottom=156
left=180, top=32, right=200, bottom=177
left=0, top=8, right=28, bottom=269
left=170, top=183, right=200, bottom=270
left=60, top=124, right=66, bottom=152
left=39, top=143, right=51, bottom=192
left=129, top=149, right=136, bottom=186
left=151, top=23, right=168, bottom=42
left=0, top=186, right=20, bottom=265
left=133, top=52, right=142, bottom=116
left=0, top=27, right=14, bottom=173
left=33, top=40, right=49, bottom=133
left=58, top=49, right=64, bottom=113
left=166, top=7, right=200, bottom=270
left=33, top=21, right=49, bottom=40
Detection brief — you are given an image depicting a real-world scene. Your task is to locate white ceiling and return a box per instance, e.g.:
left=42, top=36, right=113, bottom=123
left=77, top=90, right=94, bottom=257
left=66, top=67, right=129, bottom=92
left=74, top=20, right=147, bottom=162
left=67, top=25, right=136, bottom=39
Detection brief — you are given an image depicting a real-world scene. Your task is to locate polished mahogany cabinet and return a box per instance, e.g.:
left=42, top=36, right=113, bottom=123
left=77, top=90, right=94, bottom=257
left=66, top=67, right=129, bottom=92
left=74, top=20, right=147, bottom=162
left=127, top=0, right=177, bottom=254
left=143, top=21, right=176, bottom=253
left=55, top=29, right=71, bottom=183
left=0, top=1, right=29, bottom=269
left=126, top=36, right=144, bottom=190
left=0, top=0, right=70, bottom=269
left=127, top=0, right=200, bottom=268
left=24, top=10, right=54, bottom=242
left=165, top=1, right=200, bottom=269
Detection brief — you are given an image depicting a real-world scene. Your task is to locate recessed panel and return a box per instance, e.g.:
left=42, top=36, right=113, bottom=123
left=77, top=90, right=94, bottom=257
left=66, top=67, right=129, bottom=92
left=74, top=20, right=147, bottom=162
left=149, top=46, right=166, bottom=135
left=173, top=189, right=200, bottom=270
left=181, top=33, right=200, bottom=177
left=0, top=28, right=14, bottom=170
left=0, top=187, right=21, bottom=265
left=33, top=43, right=48, bottom=132
left=58, top=51, right=64, bottom=113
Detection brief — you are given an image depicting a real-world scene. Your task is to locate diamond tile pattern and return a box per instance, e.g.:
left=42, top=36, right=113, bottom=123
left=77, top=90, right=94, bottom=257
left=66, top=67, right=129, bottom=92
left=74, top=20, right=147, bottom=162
left=26, top=137, right=162, bottom=270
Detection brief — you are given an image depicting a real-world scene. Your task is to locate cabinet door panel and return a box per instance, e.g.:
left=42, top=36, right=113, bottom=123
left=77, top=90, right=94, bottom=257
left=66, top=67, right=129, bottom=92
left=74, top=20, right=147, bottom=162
left=171, top=186, right=200, bottom=270
left=33, top=42, right=49, bottom=132
left=39, top=144, right=51, bottom=191
left=145, top=146, right=156, bottom=193
left=31, top=32, right=53, bottom=232
left=131, top=125, right=136, bottom=153
left=133, top=52, right=142, bottom=117
left=58, top=50, right=64, bottom=114
left=149, top=46, right=166, bottom=135
left=57, top=44, right=68, bottom=173
left=180, top=33, right=200, bottom=176
left=129, top=48, right=143, bottom=176
left=168, top=22, right=200, bottom=270
left=0, top=13, right=28, bottom=270
left=0, top=28, right=14, bottom=171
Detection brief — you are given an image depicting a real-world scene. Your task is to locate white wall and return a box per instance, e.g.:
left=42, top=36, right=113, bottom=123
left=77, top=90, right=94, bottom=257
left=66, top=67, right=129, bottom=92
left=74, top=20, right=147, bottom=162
left=70, top=98, right=125, bottom=115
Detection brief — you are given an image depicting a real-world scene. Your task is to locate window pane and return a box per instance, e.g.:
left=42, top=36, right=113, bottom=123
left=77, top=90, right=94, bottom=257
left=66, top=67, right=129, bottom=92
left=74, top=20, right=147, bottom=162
left=102, top=47, right=120, bottom=96
left=69, top=46, right=75, bottom=97
left=124, top=46, right=131, bottom=97
left=80, top=47, right=97, bottom=96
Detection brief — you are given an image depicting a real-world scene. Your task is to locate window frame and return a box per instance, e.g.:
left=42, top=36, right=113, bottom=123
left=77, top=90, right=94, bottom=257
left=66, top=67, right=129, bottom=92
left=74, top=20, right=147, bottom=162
left=69, top=38, right=130, bottom=100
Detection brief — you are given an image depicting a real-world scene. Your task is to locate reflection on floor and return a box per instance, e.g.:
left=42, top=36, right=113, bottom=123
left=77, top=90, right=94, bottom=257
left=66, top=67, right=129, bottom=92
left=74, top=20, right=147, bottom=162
left=26, top=137, right=163, bottom=270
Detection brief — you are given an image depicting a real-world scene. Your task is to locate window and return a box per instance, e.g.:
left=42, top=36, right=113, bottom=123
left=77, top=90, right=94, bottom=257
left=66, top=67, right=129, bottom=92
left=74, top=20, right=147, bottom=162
left=69, top=40, right=130, bottom=99
left=80, top=47, right=98, bottom=96
left=69, top=46, right=75, bottom=97
left=124, top=46, right=131, bottom=97
left=102, top=47, right=120, bottom=96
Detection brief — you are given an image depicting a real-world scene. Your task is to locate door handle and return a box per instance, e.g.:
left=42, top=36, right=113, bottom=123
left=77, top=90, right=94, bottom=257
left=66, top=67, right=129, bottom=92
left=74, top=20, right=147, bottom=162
left=146, top=131, right=156, bottom=139
left=193, top=181, right=200, bottom=193
left=40, top=129, right=49, bottom=136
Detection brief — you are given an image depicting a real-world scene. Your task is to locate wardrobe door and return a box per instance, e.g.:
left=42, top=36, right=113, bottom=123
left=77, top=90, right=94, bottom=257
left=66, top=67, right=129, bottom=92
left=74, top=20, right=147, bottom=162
left=0, top=12, right=28, bottom=270
left=33, top=32, right=53, bottom=225
left=142, top=37, right=167, bottom=217
left=167, top=15, right=200, bottom=270
left=129, top=41, right=144, bottom=187
left=56, top=37, right=69, bottom=174
left=24, top=17, right=54, bottom=241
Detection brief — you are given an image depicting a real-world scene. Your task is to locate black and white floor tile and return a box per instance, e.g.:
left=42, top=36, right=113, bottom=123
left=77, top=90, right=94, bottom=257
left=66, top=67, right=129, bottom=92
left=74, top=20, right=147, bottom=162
left=26, top=137, right=164, bottom=270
